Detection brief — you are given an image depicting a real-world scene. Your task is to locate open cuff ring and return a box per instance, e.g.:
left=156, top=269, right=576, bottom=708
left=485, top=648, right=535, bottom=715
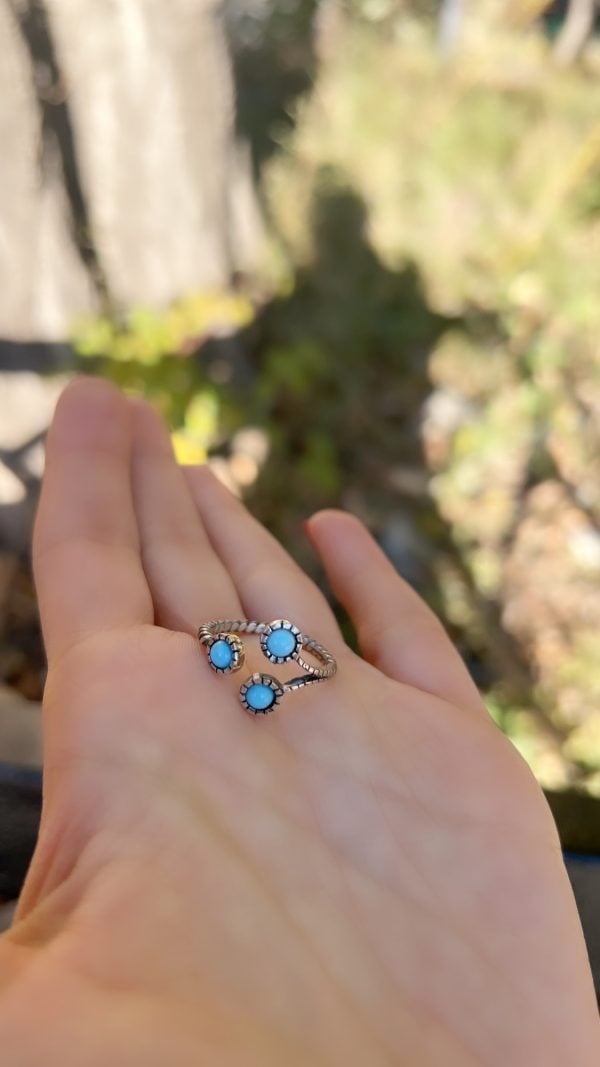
left=197, top=618, right=337, bottom=715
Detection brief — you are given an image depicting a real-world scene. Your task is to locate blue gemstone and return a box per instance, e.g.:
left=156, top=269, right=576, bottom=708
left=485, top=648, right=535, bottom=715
left=209, top=639, right=233, bottom=670
left=245, top=683, right=276, bottom=711
left=266, top=628, right=297, bottom=659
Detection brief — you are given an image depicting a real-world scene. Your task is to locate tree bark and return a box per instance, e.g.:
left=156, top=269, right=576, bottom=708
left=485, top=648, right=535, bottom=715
left=45, top=0, right=259, bottom=310
left=0, top=0, right=97, bottom=340
left=0, top=0, right=262, bottom=339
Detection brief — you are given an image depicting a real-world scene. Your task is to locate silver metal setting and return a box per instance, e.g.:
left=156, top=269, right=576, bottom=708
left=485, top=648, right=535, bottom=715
left=205, top=632, right=244, bottom=675
left=197, top=618, right=337, bottom=713
left=239, top=673, right=284, bottom=715
left=260, top=618, right=302, bottom=664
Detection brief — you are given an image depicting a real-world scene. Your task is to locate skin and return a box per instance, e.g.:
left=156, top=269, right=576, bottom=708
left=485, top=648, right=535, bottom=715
left=0, top=377, right=597, bottom=1065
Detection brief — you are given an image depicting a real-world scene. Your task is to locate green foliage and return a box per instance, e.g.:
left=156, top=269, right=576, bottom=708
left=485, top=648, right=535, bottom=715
left=260, top=11, right=600, bottom=790
left=72, top=8, right=600, bottom=791
left=73, top=290, right=254, bottom=458
left=75, top=291, right=253, bottom=366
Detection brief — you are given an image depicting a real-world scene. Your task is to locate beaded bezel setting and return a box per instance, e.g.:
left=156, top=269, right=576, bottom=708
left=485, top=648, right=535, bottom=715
left=207, top=633, right=244, bottom=674
left=240, top=673, right=284, bottom=715
left=260, top=619, right=302, bottom=664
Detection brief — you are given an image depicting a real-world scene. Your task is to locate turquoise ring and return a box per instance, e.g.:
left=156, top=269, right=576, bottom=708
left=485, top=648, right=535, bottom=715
left=198, top=618, right=337, bottom=715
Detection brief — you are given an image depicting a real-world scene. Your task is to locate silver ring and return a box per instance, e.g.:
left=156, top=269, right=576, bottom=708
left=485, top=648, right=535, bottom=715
left=197, top=618, right=337, bottom=715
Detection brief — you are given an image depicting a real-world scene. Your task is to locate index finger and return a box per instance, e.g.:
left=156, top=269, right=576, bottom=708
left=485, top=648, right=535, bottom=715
left=33, top=378, right=153, bottom=667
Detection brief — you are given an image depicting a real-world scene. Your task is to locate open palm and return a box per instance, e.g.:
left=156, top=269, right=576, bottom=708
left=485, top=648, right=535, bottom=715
left=1, top=379, right=597, bottom=1066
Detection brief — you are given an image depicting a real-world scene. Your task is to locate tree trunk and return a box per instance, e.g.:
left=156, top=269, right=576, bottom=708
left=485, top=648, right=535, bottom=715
left=0, top=0, right=262, bottom=340
left=0, top=0, right=97, bottom=340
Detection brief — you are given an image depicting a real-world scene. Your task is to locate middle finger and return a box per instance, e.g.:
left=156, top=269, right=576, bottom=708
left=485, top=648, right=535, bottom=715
left=129, top=398, right=243, bottom=632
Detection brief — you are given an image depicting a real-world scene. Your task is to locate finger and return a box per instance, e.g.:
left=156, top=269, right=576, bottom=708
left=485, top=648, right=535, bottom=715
left=183, top=466, right=343, bottom=649
left=128, top=399, right=243, bottom=632
left=33, top=378, right=152, bottom=667
left=306, top=510, right=484, bottom=713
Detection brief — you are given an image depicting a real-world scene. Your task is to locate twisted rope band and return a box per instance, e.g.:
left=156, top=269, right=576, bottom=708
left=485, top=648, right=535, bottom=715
left=198, top=618, right=337, bottom=713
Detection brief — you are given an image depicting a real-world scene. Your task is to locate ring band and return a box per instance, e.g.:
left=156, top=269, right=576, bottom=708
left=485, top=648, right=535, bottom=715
left=197, top=618, right=337, bottom=714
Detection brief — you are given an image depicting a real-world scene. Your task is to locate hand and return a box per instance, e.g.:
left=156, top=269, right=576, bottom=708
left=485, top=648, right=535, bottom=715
left=0, top=379, right=597, bottom=1066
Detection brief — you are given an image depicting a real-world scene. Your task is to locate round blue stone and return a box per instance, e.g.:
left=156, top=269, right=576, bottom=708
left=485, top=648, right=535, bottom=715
left=209, top=639, right=233, bottom=670
left=266, top=627, right=297, bottom=659
left=245, top=683, right=276, bottom=712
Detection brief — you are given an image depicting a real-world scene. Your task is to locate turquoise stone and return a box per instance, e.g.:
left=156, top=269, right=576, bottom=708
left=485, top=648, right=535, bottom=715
left=266, top=628, right=297, bottom=658
left=209, top=639, right=233, bottom=670
left=245, top=683, right=276, bottom=711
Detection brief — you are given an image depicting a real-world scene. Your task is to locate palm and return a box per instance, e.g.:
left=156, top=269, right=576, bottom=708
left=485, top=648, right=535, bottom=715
left=1, top=381, right=597, bottom=1067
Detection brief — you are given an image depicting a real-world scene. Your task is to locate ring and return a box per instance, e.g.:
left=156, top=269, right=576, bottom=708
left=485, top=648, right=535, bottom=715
left=197, top=618, right=337, bottom=715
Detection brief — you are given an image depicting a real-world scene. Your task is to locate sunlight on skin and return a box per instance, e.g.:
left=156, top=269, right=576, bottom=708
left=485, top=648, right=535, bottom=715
left=0, top=378, right=597, bottom=1066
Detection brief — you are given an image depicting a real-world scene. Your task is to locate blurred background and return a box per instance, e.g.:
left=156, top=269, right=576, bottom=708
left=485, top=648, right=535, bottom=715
left=1, top=0, right=600, bottom=805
